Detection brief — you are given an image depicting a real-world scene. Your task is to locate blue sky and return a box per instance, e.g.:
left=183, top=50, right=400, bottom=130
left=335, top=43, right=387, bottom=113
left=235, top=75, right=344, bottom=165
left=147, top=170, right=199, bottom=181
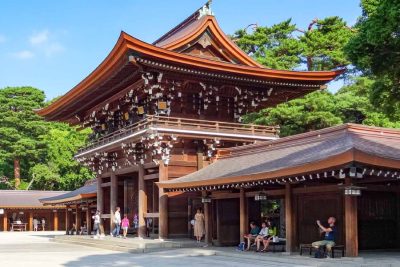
left=0, top=0, right=361, bottom=100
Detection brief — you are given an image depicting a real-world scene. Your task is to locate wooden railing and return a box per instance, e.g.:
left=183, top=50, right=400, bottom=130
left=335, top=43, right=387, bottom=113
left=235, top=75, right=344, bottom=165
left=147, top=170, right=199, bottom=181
left=77, top=115, right=279, bottom=154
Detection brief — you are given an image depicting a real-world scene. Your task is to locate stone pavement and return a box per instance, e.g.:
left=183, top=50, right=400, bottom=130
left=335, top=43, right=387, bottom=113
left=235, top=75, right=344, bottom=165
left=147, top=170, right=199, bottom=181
left=0, top=231, right=305, bottom=267
left=1, top=231, right=399, bottom=267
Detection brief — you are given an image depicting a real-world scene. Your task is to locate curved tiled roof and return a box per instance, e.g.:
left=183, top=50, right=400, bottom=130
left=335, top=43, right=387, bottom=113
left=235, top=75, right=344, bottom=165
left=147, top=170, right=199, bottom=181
left=158, top=124, right=400, bottom=189
left=40, top=180, right=97, bottom=205
left=0, top=190, right=69, bottom=209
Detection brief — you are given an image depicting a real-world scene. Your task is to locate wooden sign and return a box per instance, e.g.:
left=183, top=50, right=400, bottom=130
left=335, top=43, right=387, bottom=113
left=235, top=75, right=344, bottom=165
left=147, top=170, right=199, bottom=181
left=158, top=101, right=167, bottom=110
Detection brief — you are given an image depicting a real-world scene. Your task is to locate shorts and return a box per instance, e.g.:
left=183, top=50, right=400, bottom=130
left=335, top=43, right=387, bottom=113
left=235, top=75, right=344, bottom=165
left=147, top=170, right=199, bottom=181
left=263, top=235, right=272, bottom=240
left=122, top=227, right=128, bottom=231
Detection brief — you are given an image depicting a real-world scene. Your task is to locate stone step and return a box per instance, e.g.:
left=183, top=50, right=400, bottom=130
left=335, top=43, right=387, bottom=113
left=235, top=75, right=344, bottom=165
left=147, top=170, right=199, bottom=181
left=53, top=235, right=198, bottom=253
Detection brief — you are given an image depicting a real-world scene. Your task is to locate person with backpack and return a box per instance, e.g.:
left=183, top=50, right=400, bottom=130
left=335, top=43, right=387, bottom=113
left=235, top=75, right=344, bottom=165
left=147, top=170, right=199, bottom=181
left=312, top=217, right=337, bottom=258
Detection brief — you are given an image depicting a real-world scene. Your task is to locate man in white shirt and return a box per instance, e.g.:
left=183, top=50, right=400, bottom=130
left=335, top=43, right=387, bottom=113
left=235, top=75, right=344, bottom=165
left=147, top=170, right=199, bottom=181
left=111, top=207, right=121, bottom=237
left=92, top=210, right=101, bottom=238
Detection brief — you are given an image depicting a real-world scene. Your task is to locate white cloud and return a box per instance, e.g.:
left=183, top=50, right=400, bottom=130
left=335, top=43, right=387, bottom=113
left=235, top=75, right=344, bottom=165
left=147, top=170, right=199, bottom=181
left=12, top=50, right=35, bottom=59
left=0, top=35, right=6, bottom=43
left=29, top=30, right=49, bottom=45
left=27, top=30, right=65, bottom=57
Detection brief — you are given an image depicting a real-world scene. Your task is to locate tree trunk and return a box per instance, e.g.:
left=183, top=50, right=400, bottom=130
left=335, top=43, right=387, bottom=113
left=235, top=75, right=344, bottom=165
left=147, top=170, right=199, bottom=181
left=14, top=158, right=21, bottom=189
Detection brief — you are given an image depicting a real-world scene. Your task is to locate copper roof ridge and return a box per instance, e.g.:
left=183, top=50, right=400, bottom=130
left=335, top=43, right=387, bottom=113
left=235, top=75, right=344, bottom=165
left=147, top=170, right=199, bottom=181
left=218, top=123, right=400, bottom=159
left=153, top=1, right=211, bottom=46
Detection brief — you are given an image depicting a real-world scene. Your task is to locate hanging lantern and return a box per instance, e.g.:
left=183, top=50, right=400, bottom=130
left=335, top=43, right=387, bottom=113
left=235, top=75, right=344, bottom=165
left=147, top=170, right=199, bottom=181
left=201, top=195, right=212, bottom=203
left=254, top=191, right=267, bottom=201
left=344, top=186, right=364, bottom=196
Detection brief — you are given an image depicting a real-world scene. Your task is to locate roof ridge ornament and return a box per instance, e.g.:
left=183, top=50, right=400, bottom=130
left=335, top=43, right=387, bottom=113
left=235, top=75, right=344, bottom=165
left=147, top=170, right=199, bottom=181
left=198, top=0, right=214, bottom=19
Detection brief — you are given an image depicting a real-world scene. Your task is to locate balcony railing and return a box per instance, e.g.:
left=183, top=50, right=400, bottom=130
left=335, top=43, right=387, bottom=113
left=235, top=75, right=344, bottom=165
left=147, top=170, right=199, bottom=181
left=77, top=115, right=279, bottom=155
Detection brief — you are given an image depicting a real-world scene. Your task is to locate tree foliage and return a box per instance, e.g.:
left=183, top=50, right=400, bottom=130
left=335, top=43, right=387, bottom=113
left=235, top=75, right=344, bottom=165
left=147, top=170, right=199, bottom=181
left=243, top=77, right=400, bottom=137
left=232, top=17, right=354, bottom=71
left=345, top=0, right=400, bottom=119
left=0, top=86, right=93, bottom=190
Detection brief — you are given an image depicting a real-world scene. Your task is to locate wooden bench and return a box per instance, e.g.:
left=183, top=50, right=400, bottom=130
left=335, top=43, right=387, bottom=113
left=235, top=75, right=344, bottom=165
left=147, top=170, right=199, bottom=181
left=300, top=243, right=345, bottom=258
left=269, top=241, right=286, bottom=252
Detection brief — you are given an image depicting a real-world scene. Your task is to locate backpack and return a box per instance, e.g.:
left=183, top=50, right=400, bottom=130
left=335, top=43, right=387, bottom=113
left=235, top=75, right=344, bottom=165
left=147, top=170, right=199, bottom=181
left=314, top=248, right=326, bottom=258
left=237, top=242, right=245, bottom=251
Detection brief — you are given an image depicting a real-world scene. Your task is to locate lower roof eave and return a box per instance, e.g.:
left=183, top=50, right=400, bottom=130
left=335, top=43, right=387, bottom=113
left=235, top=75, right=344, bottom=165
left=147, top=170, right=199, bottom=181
left=40, top=193, right=97, bottom=206
left=158, top=149, right=400, bottom=190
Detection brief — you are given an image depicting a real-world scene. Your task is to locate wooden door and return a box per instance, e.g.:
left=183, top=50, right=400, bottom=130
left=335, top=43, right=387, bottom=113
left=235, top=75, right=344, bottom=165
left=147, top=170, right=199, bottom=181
left=216, top=198, right=240, bottom=246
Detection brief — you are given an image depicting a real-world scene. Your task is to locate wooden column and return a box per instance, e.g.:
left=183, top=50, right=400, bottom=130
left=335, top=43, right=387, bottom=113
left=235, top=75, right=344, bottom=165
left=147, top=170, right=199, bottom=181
left=65, top=206, right=70, bottom=234
left=110, top=172, right=118, bottom=231
left=85, top=205, right=91, bottom=235
left=3, top=210, right=8, bottom=231
left=96, top=177, right=103, bottom=234
left=138, top=164, right=147, bottom=238
left=75, top=205, right=81, bottom=231
left=197, top=152, right=204, bottom=170
left=285, top=183, right=295, bottom=253
left=203, top=191, right=212, bottom=244
left=345, top=177, right=358, bottom=257
left=239, top=188, right=246, bottom=242
left=158, top=162, right=169, bottom=240
left=28, top=211, right=33, bottom=231
left=123, top=179, right=128, bottom=215
left=54, top=211, right=59, bottom=231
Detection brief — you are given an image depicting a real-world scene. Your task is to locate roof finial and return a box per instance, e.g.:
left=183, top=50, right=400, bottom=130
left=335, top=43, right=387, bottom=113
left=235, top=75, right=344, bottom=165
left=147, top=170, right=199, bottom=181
left=198, top=0, right=214, bottom=18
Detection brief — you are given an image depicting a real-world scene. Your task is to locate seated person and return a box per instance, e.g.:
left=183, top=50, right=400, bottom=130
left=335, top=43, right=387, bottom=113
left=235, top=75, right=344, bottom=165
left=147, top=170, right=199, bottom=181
left=312, top=217, right=337, bottom=258
left=255, top=222, right=268, bottom=252
left=244, top=222, right=260, bottom=251
left=261, top=220, right=277, bottom=251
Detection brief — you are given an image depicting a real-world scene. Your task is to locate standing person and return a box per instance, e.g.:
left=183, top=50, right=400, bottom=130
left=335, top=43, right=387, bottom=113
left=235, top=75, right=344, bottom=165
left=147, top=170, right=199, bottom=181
left=121, top=214, right=130, bottom=239
left=41, top=218, right=46, bottom=231
left=133, top=213, right=139, bottom=236
left=92, top=210, right=101, bottom=238
left=145, top=210, right=153, bottom=238
left=193, top=208, right=205, bottom=243
left=312, top=217, right=337, bottom=258
left=33, top=217, right=39, bottom=232
left=111, top=207, right=121, bottom=237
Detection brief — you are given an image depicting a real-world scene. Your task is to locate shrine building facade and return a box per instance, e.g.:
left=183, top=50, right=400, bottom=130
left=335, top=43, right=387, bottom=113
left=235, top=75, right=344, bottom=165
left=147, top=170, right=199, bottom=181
left=38, top=1, right=343, bottom=247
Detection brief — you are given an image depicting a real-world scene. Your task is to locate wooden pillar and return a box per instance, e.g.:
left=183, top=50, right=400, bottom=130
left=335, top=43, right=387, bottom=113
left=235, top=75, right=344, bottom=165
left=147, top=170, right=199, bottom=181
left=138, top=164, right=147, bottom=238
left=54, top=211, right=59, bottom=231
left=203, top=191, right=212, bottom=244
left=158, top=162, right=168, bottom=240
left=239, top=188, right=246, bottom=243
left=345, top=177, right=358, bottom=257
left=96, top=177, right=103, bottom=234
left=285, top=183, right=295, bottom=253
left=85, top=205, right=91, bottom=235
left=28, top=211, right=33, bottom=231
left=3, top=210, right=8, bottom=231
left=65, top=206, right=70, bottom=234
left=197, top=152, right=204, bottom=170
left=75, top=205, right=81, bottom=232
left=123, top=179, right=128, bottom=215
left=110, top=172, right=118, bottom=231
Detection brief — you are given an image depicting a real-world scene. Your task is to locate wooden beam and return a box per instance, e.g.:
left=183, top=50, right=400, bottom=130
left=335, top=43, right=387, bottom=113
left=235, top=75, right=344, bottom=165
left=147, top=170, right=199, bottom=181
left=101, top=182, right=111, bottom=187
left=65, top=206, right=70, bottom=234
left=138, top=164, right=147, bottom=238
left=239, top=188, right=246, bottom=243
left=28, top=211, right=33, bottom=231
left=85, top=205, right=91, bottom=235
left=54, top=211, right=59, bottom=231
left=285, top=183, right=295, bottom=253
left=203, top=192, right=212, bottom=244
left=96, top=177, right=104, bottom=235
left=144, top=173, right=159, bottom=180
left=345, top=177, right=358, bottom=257
left=3, top=210, right=8, bottom=231
left=158, top=162, right=169, bottom=239
left=110, top=172, right=118, bottom=232
left=76, top=206, right=81, bottom=230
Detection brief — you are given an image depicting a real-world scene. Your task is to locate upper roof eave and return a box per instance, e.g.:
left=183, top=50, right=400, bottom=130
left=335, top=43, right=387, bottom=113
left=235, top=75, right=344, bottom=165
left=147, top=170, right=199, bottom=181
left=37, top=31, right=344, bottom=120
